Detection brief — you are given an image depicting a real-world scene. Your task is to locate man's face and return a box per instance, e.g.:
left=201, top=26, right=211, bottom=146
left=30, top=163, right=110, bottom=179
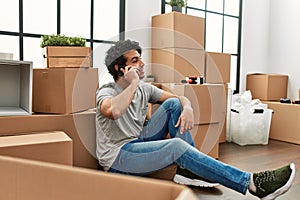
left=124, top=50, right=145, bottom=79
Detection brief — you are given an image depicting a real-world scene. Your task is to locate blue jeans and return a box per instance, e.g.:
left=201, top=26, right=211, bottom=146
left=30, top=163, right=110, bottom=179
left=109, top=98, right=250, bottom=194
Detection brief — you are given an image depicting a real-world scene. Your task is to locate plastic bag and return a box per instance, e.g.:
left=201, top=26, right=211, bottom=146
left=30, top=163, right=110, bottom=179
left=228, top=91, right=273, bottom=146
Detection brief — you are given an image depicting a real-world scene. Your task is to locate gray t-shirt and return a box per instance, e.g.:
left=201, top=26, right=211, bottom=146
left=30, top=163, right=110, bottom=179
left=96, top=81, right=163, bottom=171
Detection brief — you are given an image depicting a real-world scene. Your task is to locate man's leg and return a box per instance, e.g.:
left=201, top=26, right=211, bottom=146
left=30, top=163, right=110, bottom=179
left=140, top=98, right=194, bottom=145
left=140, top=97, right=217, bottom=187
left=108, top=137, right=250, bottom=194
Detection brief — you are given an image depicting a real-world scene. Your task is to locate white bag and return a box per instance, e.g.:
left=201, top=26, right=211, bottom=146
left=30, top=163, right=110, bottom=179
left=228, top=91, right=273, bottom=146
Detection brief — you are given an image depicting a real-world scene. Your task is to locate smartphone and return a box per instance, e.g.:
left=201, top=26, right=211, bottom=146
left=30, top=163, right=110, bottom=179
left=117, top=64, right=125, bottom=76
left=118, top=64, right=132, bottom=76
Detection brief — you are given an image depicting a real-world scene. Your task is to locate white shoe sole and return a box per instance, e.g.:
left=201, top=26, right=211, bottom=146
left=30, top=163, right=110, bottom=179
left=173, top=174, right=220, bottom=188
left=261, top=163, right=296, bottom=200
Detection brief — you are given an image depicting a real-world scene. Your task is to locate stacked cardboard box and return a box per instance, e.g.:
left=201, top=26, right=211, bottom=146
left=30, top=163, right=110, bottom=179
left=246, top=73, right=288, bottom=101
left=0, top=110, right=98, bottom=169
left=0, top=52, right=99, bottom=169
left=160, top=83, right=227, bottom=159
left=246, top=74, right=300, bottom=144
left=264, top=101, right=300, bottom=145
left=151, top=12, right=231, bottom=85
left=0, top=131, right=72, bottom=165
left=151, top=12, right=205, bottom=83
left=151, top=12, right=230, bottom=146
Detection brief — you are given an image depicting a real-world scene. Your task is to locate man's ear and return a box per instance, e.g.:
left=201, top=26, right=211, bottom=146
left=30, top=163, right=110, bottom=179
left=114, top=64, right=119, bottom=72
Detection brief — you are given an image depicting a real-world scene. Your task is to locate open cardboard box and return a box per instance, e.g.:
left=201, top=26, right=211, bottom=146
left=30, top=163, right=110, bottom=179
left=0, top=155, right=198, bottom=200
left=0, top=59, right=32, bottom=116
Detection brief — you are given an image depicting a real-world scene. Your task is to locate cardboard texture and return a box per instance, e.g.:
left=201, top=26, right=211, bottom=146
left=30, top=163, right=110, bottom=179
left=33, top=68, right=98, bottom=114
left=264, top=101, right=300, bottom=144
left=0, top=156, right=198, bottom=200
left=0, top=110, right=98, bottom=169
left=151, top=48, right=205, bottom=83
left=161, top=83, right=227, bottom=124
left=190, top=123, right=220, bottom=158
left=246, top=74, right=288, bottom=101
left=206, top=52, right=231, bottom=83
left=0, top=131, right=72, bottom=165
left=146, top=164, right=178, bottom=181
left=152, top=12, right=205, bottom=49
left=43, top=46, right=91, bottom=68
left=0, top=59, right=32, bottom=116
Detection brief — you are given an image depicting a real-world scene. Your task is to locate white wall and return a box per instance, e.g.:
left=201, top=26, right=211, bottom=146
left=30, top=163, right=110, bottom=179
left=125, top=0, right=161, bottom=76
left=240, top=0, right=270, bottom=93
left=267, top=0, right=300, bottom=99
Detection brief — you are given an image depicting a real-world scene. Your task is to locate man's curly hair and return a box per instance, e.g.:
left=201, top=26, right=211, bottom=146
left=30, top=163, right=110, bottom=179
left=105, top=40, right=142, bottom=81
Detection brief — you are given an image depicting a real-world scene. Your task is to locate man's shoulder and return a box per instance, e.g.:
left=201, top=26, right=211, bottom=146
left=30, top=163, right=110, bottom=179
left=99, top=82, right=116, bottom=90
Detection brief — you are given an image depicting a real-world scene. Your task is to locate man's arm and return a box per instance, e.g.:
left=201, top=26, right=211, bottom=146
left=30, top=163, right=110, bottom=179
left=100, top=67, right=139, bottom=120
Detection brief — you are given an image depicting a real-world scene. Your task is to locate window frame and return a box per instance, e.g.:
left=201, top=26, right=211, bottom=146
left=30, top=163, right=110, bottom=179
left=0, top=0, right=125, bottom=66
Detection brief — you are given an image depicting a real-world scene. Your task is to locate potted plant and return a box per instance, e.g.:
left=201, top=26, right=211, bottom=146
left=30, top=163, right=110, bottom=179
left=166, top=0, right=187, bottom=12
left=41, top=34, right=91, bottom=68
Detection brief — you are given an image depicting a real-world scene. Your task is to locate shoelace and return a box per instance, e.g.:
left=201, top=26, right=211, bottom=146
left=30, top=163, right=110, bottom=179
left=254, top=170, right=276, bottom=192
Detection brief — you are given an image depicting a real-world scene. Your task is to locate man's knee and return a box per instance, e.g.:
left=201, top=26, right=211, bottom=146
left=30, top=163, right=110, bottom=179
left=162, top=97, right=181, bottom=108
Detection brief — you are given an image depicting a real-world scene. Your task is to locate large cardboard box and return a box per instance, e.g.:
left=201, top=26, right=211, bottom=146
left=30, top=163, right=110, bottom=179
left=33, top=68, right=98, bottom=114
left=0, top=156, right=198, bottom=200
left=264, top=101, right=300, bottom=144
left=0, top=110, right=98, bottom=169
left=246, top=74, right=288, bottom=101
left=0, top=131, right=72, bottom=165
left=43, top=46, right=91, bottom=68
left=206, top=52, right=231, bottom=83
left=190, top=123, right=221, bottom=159
left=152, top=12, right=205, bottom=49
left=0, top=59, right=32, bottom=116
left=151, top=48, right=205, bottom=83
left=161, top=83, right=227, bottom=124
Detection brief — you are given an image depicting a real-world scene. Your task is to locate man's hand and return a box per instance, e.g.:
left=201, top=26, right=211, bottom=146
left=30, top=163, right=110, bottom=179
left=121, top=66, right=139, bottom=83
left=175, top=106, right=194, bottom=134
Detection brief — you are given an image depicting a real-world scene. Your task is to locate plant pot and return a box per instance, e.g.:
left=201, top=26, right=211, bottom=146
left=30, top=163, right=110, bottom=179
left=172, top=6, right=182, bottom=12
left=42, top=46, right=91, bottom=68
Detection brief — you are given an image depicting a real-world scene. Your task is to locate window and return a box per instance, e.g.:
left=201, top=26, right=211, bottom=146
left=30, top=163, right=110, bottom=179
left=162, top=0, right=242, bottom=93
left=0, top=0, right=125, bottom=69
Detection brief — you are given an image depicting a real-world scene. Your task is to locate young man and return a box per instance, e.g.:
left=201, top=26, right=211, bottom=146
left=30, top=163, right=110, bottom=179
left=96, top=40, right=295, bottom=199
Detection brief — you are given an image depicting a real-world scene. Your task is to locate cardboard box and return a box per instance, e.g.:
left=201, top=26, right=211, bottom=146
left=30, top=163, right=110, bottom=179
left=151, top=48, right=205, bottom=83
left=264, top=101, right=300, bottom=144
left=0, top=131, right=72, bottom=165
left=0, top=59, right=32, bottom=116
left=33, top=68, right=98, bottom=114
left=0, top=110, right=98, bottom=169
left=206, top=52, right=231, bottom=83
left=161, top=83, right=227, bottom=124
left=43, top=46, right=91, bottom=68
left=152, top=12, right=205, bottom=49
left=0, top=156, right=198, bottom=200
left=190, top=123, right=221, bottom=159
left=246, top=74, right=288, bottom=101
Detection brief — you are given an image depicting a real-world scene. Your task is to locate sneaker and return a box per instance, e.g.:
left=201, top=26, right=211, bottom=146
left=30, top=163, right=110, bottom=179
left=173, top=167, right=220, bottom=187
left=249, top=163, right=296, bottom=200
